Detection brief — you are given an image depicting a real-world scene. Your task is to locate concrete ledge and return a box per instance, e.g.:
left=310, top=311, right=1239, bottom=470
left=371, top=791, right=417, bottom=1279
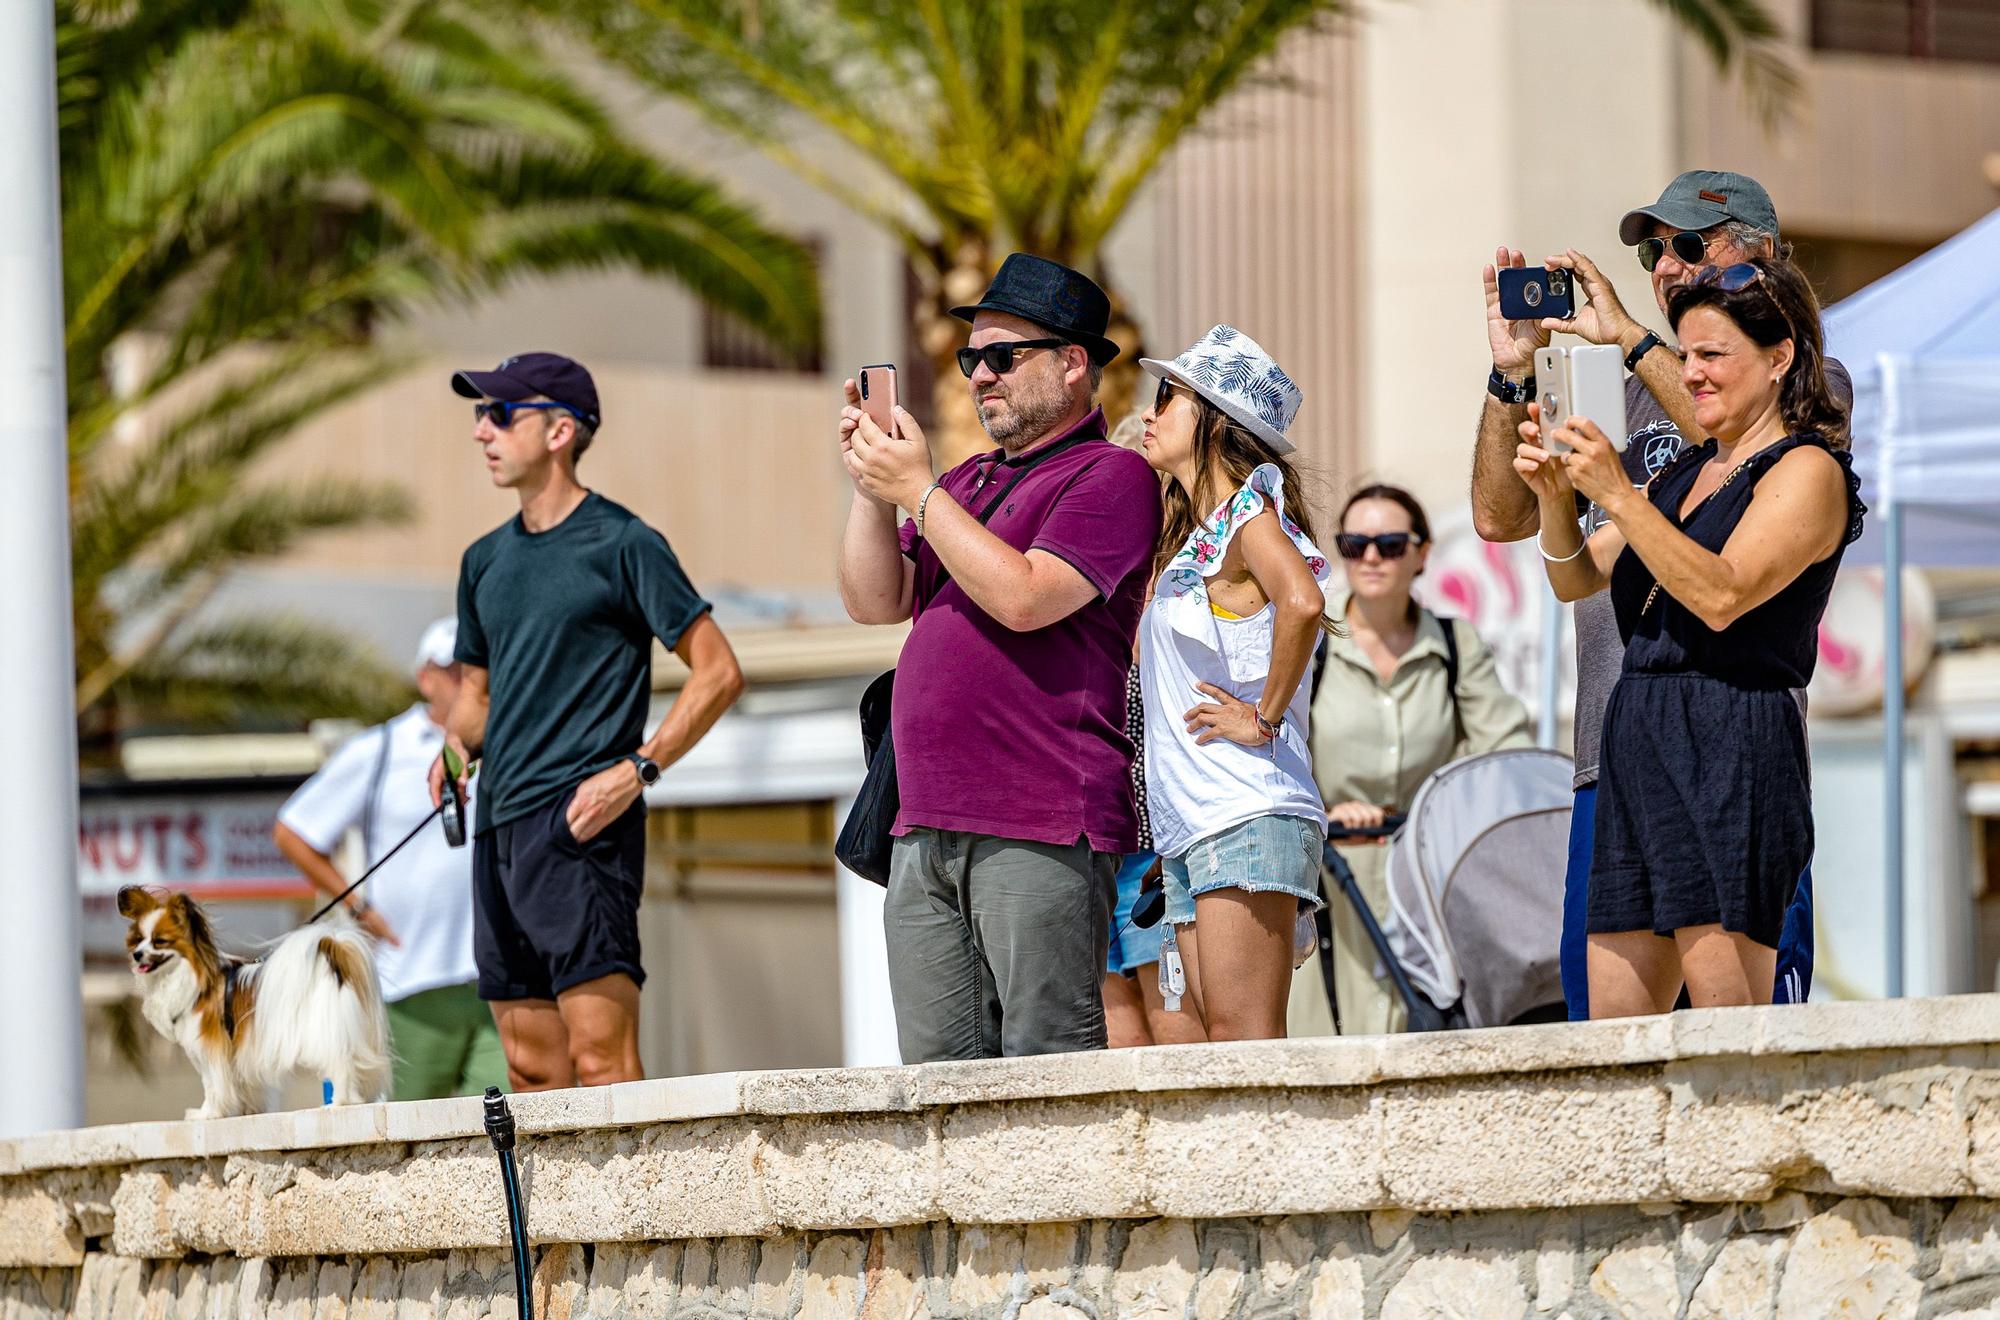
left=2, top=996, right=1997, bottom=1267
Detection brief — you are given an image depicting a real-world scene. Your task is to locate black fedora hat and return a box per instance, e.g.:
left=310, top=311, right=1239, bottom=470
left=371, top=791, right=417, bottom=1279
left=949, top=253, right=1120, bottom=366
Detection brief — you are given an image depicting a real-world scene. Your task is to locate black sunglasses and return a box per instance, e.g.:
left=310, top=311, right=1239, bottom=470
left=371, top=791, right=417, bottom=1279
left=956, top=338, right=1068, bottom=378
left=474, top=400, right=580, bottom=429
left=1636, top=230, right=1710, bottom=273
left=1335, top=532, right=1422, bottom=561
left=1152, top=377, right=1197, bottom=411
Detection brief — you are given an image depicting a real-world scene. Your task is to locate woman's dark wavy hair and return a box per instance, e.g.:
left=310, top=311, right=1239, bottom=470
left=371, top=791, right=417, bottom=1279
left=1151, top=390, right=1338, bottom=636
left=1666, top=255, right=1850, bottom=450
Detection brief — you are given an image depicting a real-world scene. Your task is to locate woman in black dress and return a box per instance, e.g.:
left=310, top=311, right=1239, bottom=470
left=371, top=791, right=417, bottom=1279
left=1514, top=255, right=1863, bottom=1016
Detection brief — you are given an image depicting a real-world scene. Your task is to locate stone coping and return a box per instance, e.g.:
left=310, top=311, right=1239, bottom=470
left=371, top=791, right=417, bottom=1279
left=6, top=993, right=1995, bottom=1177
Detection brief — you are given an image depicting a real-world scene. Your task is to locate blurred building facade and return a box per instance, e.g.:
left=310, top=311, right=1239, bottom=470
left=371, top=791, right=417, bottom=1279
left=88, top=0, right=2000, bottom=1115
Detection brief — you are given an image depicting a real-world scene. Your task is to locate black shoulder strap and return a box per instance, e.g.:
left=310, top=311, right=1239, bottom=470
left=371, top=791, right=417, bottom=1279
left=359, top=722, right=394, bottom=861
left=1435, top=612, right=1464, bottom=745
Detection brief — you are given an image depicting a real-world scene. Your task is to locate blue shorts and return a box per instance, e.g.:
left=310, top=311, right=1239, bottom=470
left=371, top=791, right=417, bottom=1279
left=1163, top=814, right=1324, bottom=927
left=1106, top=852, right=1163, bottom=974
left=1561, top=784, right=1814, bottom=1018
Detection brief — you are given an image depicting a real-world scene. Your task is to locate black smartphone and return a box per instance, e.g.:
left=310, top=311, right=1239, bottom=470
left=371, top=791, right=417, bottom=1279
left=1497, top=266, right=1576, bottom=322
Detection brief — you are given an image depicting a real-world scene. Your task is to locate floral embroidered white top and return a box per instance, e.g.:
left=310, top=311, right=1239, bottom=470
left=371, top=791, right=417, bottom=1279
left=1139, top=463, right=1333, bottom=858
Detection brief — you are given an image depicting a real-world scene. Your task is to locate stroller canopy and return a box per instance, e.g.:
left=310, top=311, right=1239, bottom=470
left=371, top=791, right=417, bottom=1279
left=1384, top=748, right=1575, bottom=1027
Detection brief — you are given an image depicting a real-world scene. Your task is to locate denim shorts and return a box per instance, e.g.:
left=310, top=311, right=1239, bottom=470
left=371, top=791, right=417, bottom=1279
left=1107, top=852, right=1164, bottom=974
left=1162, top=814, right=1325, bottom=926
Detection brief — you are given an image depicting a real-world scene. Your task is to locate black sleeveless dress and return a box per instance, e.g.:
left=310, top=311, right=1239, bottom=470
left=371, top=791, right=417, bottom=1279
left=1587, top=433, right=1865, bottom=946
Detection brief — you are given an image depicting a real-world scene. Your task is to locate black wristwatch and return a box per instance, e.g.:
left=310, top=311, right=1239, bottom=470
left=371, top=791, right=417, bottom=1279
left=629, top=754, right=661, bottom=786
left=1624, top=331, right=1664, bottom=372
left=1487, top=366, right=1535, bottom=406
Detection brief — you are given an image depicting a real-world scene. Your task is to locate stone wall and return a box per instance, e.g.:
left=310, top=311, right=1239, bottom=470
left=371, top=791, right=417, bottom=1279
left=6, top=997, right=2000, bottom=1318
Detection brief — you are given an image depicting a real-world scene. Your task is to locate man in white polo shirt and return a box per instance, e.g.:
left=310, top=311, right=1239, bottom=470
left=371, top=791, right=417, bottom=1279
left=273, top=618, right=507, bottom=1100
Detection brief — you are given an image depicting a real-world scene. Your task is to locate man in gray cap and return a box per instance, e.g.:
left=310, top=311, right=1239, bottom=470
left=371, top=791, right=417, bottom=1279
left=1467, top=170, right=1849, bottom=1019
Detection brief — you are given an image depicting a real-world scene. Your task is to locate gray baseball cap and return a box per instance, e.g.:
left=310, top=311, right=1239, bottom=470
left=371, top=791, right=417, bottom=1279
left=1619, top=170, right=1780, bottom=246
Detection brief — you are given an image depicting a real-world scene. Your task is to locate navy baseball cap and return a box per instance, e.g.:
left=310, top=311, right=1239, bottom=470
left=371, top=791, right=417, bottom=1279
left=450, top=352, right=601, bottom=428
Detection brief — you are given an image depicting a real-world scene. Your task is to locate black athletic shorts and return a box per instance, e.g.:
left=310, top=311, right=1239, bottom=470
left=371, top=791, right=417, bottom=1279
left=472, top=786, right=647, bottom=1001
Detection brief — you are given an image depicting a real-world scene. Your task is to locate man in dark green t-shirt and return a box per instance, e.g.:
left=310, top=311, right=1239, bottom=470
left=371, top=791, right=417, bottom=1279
left=429, top=352, right=743, bottom=1091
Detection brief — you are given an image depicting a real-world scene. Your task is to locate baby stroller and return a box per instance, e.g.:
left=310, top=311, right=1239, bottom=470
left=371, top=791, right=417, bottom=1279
left=1318, top=747, right=1574, bottom=1032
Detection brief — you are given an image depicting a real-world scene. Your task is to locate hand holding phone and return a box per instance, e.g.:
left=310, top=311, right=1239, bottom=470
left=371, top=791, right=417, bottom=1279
left=858, top=364, right=899, bottom=440
left=1534, top=345, right=1628, bottom=455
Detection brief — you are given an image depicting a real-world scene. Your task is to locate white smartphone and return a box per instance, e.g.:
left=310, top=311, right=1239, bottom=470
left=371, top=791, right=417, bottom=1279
left=1535, top=345, right=1629, bottom=454
left=1534, top=346, right=1570, bottom=453
left=1567, top=344, right=1629, bottom=454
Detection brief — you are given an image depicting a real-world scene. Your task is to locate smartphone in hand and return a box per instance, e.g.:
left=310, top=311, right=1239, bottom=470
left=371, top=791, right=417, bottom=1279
left=1498, top=267, right=1577, bottom=322
left=858, top=364, right=899, bottom=439
left=1535, top=345, right=1628, bottom=454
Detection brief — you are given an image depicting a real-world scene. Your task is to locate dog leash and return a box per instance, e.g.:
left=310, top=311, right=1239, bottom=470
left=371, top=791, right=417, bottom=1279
left=305, top=805, right=443, bottom=925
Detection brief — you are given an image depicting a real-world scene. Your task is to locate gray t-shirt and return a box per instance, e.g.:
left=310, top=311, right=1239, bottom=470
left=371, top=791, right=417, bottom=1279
left=1569, top=360, right=1851, bottom=789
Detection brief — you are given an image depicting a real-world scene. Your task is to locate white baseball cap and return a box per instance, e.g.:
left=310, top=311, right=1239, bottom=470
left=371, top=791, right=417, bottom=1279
left=414, top=617, right=458, bottom=673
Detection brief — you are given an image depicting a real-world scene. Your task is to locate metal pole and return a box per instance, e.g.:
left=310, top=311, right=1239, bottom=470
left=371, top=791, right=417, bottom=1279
left=1878, top=354, right=1905, bottom=1001
left=833, top=794, right=901, bottom=1067
left=1537, top=576, right=1563, bottom=750
left=1883, top=500, right=1905, bottom=1000
left=0, top=3, right=83, bottom=1136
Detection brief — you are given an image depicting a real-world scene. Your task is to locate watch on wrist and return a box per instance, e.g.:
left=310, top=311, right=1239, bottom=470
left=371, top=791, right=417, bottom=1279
left=1487, top=366, right=1535, bottom=406
left=1624, top=330, right=1663, bottom=373
left=629, top=754, right=661, bottom=786
left=1254, top=710, right=1283, bottom=742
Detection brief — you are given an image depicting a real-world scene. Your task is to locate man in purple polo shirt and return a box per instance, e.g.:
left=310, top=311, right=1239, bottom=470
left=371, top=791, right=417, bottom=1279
left=838, top=253, right=1163, bottom=1060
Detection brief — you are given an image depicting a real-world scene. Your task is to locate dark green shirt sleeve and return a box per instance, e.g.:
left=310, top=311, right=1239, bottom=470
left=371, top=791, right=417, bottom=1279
left=619, top=521, right=711, bottom=651
left=454, top=545, right=490, bottom=668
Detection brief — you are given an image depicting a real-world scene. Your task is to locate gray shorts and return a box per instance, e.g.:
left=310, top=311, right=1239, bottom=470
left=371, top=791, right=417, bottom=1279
left=883, top=828, right=1116, bottom=1061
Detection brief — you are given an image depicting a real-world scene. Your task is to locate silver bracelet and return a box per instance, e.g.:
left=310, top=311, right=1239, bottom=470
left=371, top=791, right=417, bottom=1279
left=915, top=482, right=944, bottom=538
left=1538, top=531, right=1588, bottom=564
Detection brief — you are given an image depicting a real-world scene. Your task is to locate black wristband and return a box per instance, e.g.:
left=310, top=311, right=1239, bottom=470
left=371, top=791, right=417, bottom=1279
left=1624, top=331, right=1663, bottom=373
left=1487, top=366, right=1535, bottom=406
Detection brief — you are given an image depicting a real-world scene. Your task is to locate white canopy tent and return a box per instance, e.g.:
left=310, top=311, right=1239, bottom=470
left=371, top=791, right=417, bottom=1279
left=1824, top=206, right=2000, bottom=997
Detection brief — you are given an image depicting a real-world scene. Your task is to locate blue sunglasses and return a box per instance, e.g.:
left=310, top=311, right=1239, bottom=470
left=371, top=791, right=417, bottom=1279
left=474, top=400, right=582, bottom=429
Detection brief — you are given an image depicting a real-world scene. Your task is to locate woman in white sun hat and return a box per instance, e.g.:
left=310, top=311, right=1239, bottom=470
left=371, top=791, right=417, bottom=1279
left=1136, top=325, right=1335, bottom=1041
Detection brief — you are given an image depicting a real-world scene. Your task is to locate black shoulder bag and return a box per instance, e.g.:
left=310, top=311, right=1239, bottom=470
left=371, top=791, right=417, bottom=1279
left=834, top=433, right=1095, bottom=885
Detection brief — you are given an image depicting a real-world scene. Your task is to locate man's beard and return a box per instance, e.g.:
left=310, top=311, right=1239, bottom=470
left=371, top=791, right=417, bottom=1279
left=977, top=373, right=1072, bottom=452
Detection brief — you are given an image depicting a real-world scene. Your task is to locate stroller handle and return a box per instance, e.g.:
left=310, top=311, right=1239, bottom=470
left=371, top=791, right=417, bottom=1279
left=1325, top=813, right=1407, bottom=842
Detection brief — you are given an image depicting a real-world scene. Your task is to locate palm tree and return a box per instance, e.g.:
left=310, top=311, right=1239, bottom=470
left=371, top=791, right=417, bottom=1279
left=60, top=0, right=823, bottom=750
left=533, top=0, right=1791, bottom=466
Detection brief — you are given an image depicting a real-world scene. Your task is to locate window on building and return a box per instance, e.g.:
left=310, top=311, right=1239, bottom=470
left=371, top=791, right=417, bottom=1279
left=1811, top=0, right=2000, bottom=64
left=700, top=239, right=826, bottom=373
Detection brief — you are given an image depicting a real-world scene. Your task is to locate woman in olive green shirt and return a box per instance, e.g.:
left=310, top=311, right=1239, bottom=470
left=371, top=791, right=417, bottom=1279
left=1291, top=485, right=1531, bottom=1035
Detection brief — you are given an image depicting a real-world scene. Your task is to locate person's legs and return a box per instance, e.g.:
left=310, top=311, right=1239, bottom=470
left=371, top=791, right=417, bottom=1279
left=488, top=997, right=572, bottom=1091
left=883, top=831, right=998, bottom=1061
left=1102, top=972, right=1152, bottom=1048
left=1773, top=864, right=1814, bottom=1004
left=1136, top=963, right=1208, bottom=1044
left=439, top=983, right=512, bottom=1095
left=967, top=836, right=1114, bottom=1056
left=1677, top=925, right=1777, bottom=1008
left=557, top=971, right=643, bottom=1085
left=385, top=986, right=474, bottom=1101
left=1188, top=888, right=1298, bottom=1040
left=1561, top=785, right=1598, bottom=1020
left=1586, top=931, right=1683, bottom=1018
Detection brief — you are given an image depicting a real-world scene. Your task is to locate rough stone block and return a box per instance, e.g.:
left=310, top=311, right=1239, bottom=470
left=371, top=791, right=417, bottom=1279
left=1772, top=1197, right=1919, bottom=1320
left=949, top=1225, right=1023, bottom=1310
left=1258, top=1216, right=1318, bottom=1295
left=1381, top=1254, right=1528, bottom=1319
left=800, top=1235, right=865, bottom=1320
left=1307, top=1252, right=1364, bottom=1319
left=1589, top=1228, right=1681, bottom=1319
left=741, top=1068, right=912, bottom=1116
left=763, top=1114, right=937, bottom=1229
left=606, top=1073, right=747, bottom=1127
left=1381, top=1071, right=1668, bottom=1210
left=940, top=1100, right=1143, bottom=1222
left=857, top=1227, right=922, bottom=1320
left=1193, top=1244, right=1246, bottom=1320
left=1145, top=1089, right=1381, bottom=1217
left=1114, top=1220, right=1198, bottom=1319
left=915, top=1052, right=1140, bottom=1107
left=0, top=1180, right=83, bottom=1268
left=1940, top=1199, right=2000, bottom=1286
left=1686, top=1232, right=1787, bottom=1320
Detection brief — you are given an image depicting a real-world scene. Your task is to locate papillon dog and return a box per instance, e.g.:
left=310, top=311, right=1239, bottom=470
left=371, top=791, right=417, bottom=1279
left=118, top=886, right=391, bottom=1119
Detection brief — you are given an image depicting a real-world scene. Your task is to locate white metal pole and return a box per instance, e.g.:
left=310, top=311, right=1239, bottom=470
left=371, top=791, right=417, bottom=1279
left=1878, top=354, right=1906, bottom=1000
left=832, top=795, right=901, bottom=1067
left=0, top=2, right=84, bottom=1136
left=1537, top=575, right=1563, bottom=750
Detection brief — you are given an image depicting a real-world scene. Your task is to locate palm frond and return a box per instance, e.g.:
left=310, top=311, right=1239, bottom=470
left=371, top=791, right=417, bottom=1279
left=116, top=615, right=413, bottom=728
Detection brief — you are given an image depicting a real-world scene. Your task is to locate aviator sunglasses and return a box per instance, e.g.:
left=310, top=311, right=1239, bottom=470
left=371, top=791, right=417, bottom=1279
left=473, top=400, right=582, bottom=429
left=956, top=338, right=1068, bottom=378
left=1636, top=229, right=1710, bottom=273
left=1689, top=262, right=1767, bottom=293
left=1335, top=532, right=1423, bottom=561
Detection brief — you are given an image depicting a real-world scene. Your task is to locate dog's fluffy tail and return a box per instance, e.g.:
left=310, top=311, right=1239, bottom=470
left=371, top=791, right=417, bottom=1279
left=250, top=920, right=392, bottom=1102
